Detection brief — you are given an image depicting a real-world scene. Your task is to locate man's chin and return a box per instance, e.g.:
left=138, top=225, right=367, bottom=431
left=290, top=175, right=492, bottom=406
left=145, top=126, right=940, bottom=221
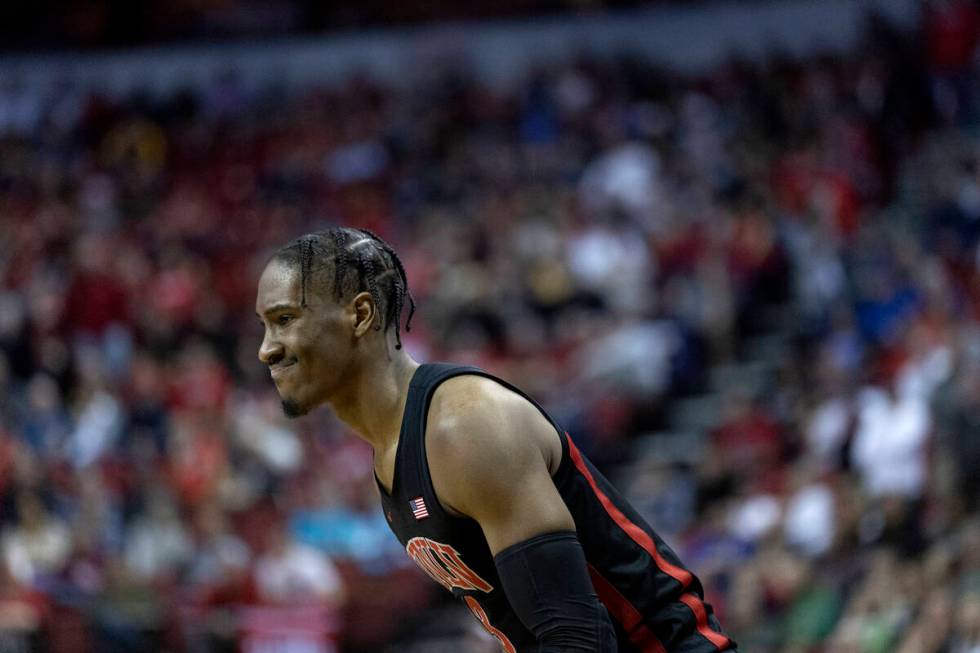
left=280, top=398, right=310, bottom=419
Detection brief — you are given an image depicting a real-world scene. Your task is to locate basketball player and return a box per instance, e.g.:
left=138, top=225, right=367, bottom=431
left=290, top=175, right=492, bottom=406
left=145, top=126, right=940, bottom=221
left=255, top=228, right=736, bottom=652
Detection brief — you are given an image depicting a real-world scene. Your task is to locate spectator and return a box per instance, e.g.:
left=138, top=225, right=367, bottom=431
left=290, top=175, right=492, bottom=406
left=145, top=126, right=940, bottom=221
left=0, top=557, right=47, bottom=653
left=950, top=592, right=980, bottom=653
left=850, top=383, right=931, bottom=499
left=123, top=488, right=192, bottom=582
left=2, top=492, right=72, bottom=586
left=253, top=529, right=344, bottom=607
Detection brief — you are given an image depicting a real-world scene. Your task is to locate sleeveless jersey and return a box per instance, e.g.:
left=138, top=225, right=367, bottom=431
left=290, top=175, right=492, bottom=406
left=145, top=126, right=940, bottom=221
left=377, top=363, right=735, bottom=653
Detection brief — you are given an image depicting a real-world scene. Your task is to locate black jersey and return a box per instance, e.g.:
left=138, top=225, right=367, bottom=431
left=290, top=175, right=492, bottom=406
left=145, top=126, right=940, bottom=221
left=377, top=363, right=735, bottom=653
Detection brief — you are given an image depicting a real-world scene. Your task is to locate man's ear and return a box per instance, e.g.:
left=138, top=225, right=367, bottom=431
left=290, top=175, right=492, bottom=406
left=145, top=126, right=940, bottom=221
left=351, top=291, right=377, bottom=338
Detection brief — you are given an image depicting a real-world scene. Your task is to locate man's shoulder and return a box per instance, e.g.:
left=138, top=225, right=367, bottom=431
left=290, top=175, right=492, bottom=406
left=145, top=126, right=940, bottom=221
left=425, top=374, right=524, bottom=457
left=424, top=371, right=561, bottom=476
left=428, top=373, right=515, bottom=420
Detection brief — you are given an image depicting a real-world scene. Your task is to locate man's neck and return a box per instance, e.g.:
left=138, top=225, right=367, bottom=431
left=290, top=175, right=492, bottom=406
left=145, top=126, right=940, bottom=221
left=328, top=350, right=420, bottom=453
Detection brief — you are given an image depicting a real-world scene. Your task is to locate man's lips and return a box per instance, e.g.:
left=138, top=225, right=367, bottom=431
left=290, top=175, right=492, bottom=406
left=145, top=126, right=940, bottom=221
left=270, top=360, right=297, bottom=381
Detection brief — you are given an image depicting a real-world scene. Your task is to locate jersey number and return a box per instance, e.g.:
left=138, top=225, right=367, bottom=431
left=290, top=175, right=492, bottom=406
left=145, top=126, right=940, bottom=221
left=465, top=596, right=517, bottom=653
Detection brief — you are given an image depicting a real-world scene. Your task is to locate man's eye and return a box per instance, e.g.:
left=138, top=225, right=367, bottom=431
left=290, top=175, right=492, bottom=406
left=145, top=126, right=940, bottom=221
left=278, top=315, right=293, bottom=326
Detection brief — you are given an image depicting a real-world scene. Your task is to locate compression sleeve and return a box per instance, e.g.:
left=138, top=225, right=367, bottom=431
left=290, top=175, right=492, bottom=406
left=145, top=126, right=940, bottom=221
left=493, top=531, right=618, bottom=652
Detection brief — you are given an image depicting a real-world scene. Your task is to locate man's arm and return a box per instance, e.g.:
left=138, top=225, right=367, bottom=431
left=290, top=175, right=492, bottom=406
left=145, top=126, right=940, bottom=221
left=426, top=376, right=617, bottom=652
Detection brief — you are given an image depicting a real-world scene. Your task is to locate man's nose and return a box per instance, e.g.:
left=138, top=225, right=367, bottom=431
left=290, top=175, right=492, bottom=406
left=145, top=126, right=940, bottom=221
left=259, top=331, right=284, bottom=366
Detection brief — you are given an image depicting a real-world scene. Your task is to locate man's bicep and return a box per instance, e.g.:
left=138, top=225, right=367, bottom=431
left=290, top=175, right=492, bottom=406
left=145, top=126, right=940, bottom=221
left=427, top=404, right=575, bottom=556
left=474, top=457, right=576, bottom=556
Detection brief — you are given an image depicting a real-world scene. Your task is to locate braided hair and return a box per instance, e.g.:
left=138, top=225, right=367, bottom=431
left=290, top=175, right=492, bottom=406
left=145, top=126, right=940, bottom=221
left=271, top=228, right=416, bottom=349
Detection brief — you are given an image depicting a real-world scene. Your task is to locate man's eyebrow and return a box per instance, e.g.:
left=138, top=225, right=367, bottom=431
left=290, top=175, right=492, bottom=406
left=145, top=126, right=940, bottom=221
left=258, top=303, right=300, bottom=317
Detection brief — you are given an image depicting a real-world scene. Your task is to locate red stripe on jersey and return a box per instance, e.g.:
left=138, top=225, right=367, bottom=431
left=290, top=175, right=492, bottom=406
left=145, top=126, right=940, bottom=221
left=679, top=593, right=732, bottom=650
left=588, top=564, right=667, bottom=653
left=567, top=435, right=692, bottom=586
left=567, top=434, right=731, bottom=651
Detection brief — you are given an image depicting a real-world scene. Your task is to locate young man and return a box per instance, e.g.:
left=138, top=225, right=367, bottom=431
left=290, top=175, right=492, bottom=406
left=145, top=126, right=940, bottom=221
left=255, top=228, right=735, bottom=652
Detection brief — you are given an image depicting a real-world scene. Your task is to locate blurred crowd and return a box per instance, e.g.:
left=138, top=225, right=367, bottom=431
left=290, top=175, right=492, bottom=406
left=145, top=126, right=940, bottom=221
left=2, top=1, right=980, bottom=651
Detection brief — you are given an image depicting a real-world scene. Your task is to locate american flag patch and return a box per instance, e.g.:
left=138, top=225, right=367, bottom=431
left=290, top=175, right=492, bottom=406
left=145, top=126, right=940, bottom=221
left=410, top=496, right=429, bottom=520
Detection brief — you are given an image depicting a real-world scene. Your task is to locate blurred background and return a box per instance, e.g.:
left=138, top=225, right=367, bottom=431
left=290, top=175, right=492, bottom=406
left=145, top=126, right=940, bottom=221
left=1, top=0, right=980, bottom=651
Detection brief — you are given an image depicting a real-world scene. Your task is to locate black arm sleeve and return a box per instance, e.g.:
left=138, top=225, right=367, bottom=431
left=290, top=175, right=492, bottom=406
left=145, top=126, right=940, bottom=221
left=493, top=531, right=618, bottom=652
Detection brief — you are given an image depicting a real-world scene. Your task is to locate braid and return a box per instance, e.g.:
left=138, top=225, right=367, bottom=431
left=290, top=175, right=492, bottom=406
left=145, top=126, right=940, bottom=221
left=389, top=243, right=416, bottom=338
left=271, top=227, right=416, bottom=349
left=358, top=248, right=384, bottom=333
left=330, top=229, right=348, bottom=302
left=355, top=228, right=416, bottom=349
left=300, top=236, right=315, bottom=307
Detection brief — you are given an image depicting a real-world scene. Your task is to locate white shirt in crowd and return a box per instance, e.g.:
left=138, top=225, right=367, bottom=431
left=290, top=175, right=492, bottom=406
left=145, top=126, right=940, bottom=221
left=851, top=386, right=931, bottom=499
left=255, top=541, right=344, bottom=605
